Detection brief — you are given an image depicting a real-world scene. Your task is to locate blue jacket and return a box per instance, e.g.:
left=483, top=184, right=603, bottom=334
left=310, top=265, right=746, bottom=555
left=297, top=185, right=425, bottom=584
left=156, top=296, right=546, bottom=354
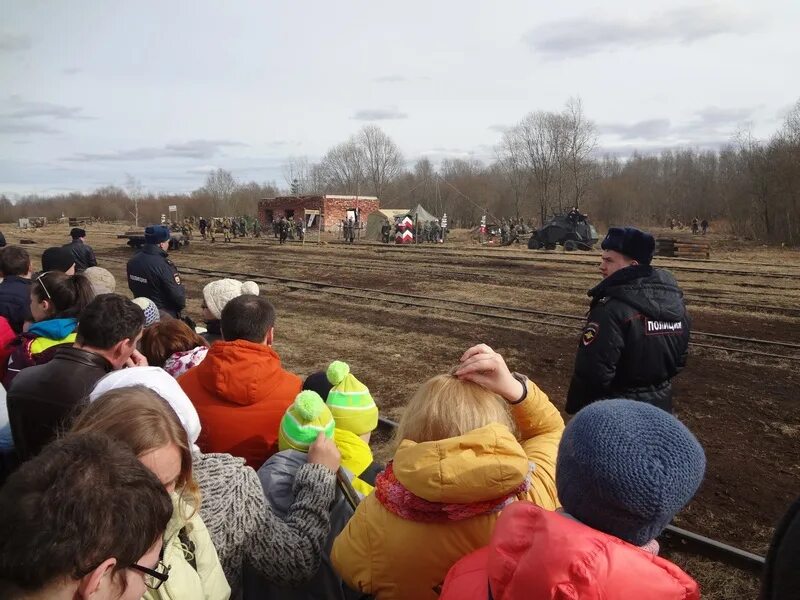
left=126, top=244, right=185, bottom=316
left=0, top=276, right=32, bottom=334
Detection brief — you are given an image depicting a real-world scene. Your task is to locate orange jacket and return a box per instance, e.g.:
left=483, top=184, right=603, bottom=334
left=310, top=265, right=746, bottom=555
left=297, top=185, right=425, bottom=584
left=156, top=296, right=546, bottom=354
left=441, top=502, right=700, bottom=600
left=178, top=340, right=301, bottom=469
left=331, top=382, right=564, bottom=600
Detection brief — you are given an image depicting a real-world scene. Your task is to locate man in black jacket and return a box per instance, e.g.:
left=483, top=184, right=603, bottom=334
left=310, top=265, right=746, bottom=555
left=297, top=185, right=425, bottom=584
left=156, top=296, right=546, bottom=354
left=7, top=294, right=146, bottom=461
left=566, top=227, right=690, bottom=414
left=126, top=225, right=186, bottom=317
left=62, top=227, right=97, bottom=272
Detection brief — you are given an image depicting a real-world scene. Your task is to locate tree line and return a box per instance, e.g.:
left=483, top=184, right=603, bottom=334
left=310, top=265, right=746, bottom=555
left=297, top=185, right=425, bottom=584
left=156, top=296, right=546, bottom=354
left=2, top=99, right=798, bottom=244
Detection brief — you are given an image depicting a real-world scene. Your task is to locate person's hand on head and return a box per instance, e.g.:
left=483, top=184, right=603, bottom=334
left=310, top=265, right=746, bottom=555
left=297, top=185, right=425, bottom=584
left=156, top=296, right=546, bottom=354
left=454, top=344, right=524, bottom=403
left=125, top=349, right=149, bottom=368
left=307, top=432, right=341, bottom=473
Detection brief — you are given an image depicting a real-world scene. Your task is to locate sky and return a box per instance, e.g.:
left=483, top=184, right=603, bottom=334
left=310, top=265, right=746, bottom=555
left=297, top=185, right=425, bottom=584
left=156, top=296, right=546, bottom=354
left=1, top=0, right=798, bottom=197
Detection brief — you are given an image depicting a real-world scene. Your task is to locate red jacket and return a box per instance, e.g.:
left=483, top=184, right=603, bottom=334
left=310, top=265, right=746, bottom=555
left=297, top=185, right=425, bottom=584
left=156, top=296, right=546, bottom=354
left=441, top=502, right=699, bottom=600
left=0, top=316, right=15, bottom=381
left=178, top=340, right=301, bottom=469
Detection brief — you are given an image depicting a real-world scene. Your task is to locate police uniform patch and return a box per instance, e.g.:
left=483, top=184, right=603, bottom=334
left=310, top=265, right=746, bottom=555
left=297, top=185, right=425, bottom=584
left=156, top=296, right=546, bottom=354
left=581, top=322, right=599, bottom=346
left=174, top=274, right=181, bottom=284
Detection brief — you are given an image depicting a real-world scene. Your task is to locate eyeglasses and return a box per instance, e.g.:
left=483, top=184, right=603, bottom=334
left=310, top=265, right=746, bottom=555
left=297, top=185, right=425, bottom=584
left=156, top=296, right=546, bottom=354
left=35, top=270, right=54, bottom=300
left=130, top=560, right=171, bottom=589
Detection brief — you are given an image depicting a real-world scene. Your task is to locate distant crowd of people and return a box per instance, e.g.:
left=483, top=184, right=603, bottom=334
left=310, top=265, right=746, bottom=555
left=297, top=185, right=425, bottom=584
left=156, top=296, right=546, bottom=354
left=668, top=217, right=710, bottom=234
left=0, top=224, right=796, bottom=600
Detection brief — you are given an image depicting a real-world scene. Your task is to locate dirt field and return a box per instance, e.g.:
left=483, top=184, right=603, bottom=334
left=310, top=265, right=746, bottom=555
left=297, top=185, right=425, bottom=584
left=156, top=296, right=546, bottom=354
left=11, top=222, right=800, bottom=598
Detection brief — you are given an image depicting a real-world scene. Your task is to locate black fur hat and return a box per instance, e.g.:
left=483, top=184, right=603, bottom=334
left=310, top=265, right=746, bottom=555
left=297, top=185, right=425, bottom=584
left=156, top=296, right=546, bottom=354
left=601, top=227, right=655, bottom=265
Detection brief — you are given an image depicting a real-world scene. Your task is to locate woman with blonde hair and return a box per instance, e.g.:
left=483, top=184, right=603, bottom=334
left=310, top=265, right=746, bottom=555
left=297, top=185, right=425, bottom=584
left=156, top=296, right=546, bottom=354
left=70, top=385, right=231, bottom=600
left=331, top=344, right=565, bottom=600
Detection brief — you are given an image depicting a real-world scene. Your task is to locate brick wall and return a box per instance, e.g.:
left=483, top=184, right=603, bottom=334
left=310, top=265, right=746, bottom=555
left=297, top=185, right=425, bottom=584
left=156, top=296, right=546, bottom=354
left=258, top=197, right=323, bottom=227
left=322, top=197, right=380, bottom=231
left=258, top=195, right=380, bottom=232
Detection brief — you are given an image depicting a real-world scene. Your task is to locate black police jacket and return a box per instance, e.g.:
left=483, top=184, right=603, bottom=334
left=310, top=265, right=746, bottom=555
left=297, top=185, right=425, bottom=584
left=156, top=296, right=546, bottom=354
left=62, top=240, right=97, bottom=272
left=566, top=265, right=690, bottom=414
left=126, top=244, right=185, bottom=316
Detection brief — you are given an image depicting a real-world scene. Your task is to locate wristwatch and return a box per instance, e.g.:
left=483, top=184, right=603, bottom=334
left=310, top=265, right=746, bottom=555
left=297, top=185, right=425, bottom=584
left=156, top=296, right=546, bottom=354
left=509, top=372, right=528, bottom=405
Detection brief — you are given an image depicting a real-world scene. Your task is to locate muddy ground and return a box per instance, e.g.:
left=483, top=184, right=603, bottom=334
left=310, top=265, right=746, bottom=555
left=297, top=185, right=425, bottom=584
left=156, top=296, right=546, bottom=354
left=13, top=223, right=800, bottom=598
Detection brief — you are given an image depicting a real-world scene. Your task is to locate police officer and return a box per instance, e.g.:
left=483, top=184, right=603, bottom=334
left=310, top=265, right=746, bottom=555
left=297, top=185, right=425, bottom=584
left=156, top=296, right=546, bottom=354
left=126, top=225, right=185, bottom=318
left=566, top=227, right=690, bottom=415
left=63, top=228, right=97, bottom=273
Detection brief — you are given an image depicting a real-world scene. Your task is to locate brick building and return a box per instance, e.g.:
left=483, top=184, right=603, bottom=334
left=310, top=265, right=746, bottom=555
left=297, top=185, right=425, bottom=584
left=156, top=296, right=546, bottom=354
left=258, top=195, right=380, bottom=232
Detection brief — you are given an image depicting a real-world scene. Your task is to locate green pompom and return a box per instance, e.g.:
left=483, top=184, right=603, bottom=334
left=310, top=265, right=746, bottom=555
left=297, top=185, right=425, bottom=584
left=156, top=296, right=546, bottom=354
left=294, top=391, right=324, bottom=421
left=327, top=361, right=350, bottom=385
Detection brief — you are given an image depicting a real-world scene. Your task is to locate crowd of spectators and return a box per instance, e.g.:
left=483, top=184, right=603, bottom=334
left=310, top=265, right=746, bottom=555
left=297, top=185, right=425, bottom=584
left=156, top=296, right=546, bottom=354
left=0, top=239, right=796, bottom=600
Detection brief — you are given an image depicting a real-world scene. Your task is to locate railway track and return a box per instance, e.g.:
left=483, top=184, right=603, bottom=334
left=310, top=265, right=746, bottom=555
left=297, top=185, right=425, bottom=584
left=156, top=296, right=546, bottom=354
left=173, top=250, right=800, bottom=317
left=162, top=263, right=799, bottom=363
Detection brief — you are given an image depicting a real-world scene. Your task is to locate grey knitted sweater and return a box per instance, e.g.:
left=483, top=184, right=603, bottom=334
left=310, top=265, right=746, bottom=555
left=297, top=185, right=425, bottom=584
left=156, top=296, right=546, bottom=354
left=193, top=452, right=336, bottom=599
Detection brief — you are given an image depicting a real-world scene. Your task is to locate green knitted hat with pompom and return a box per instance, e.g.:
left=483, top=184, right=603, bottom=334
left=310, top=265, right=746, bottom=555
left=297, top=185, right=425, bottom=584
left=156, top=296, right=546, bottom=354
left=279, top=390, right=335, bottom=452
left=325, top=361, right=378, bottom=435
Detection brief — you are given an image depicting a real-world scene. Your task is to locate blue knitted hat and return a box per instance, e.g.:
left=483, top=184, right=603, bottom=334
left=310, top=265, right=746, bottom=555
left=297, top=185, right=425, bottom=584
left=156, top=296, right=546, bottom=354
left=557, top=399, right=706, bottom=546
left=145, top=225, right=171, bottom=244
left=601, top=227, right=655, bottom=265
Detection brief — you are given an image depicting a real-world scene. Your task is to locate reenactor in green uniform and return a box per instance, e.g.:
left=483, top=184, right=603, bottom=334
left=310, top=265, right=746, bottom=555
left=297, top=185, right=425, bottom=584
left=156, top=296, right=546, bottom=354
left=223, top=218, right=232, bottom=242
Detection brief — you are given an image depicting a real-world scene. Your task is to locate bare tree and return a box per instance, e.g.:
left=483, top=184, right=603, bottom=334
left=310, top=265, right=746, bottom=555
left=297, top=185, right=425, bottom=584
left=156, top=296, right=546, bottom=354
left=358, top=125, right=404, bottom=198
left=496, top=129, right=529, bottom=219
left=563, top=97, right=598, bottom=209
left=124, top=174, right=143, bottom=227
left=320, top=138, right=365, bottom=195
left=515, top=111, right=563, bottom=225
left=282, top=156, right=312, bottom=195
left=204, top=168, right=238, bottom=215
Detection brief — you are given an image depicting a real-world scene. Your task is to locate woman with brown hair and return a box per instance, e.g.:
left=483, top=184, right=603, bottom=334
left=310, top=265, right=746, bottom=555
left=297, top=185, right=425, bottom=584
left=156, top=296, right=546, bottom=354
left=331, top=344, right=566, bottom=600
left=140, top=318, right=208, bottom=377
left=83, top=371, right=342, bottom=600
left=3, top=270, right=94, bottom=387
left=70, top=386, right=230, bottom=600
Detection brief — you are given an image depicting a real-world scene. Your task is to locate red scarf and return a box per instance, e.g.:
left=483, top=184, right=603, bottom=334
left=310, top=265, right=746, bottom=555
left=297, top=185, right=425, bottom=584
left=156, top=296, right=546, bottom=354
left=375, top=461, right=531, bottom=523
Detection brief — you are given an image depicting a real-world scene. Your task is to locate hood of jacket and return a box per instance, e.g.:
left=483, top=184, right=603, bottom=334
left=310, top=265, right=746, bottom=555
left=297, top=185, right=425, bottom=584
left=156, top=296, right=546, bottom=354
left=476, top=502, right=697, bottom=599
left=590, top=265, right=685, bottom=321
left=392, top=423, right=530, bottom=504
left=27, top=317, right=78, bottom=339
left=194, top=339, right=294, bottom=406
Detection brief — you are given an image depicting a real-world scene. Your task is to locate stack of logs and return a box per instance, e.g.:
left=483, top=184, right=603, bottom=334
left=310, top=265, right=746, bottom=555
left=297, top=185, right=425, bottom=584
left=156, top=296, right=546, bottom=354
left=656, top=237, right=711, bottom=259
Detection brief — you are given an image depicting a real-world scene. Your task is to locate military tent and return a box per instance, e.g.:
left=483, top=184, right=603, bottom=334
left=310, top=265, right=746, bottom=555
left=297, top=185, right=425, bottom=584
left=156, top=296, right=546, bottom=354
left=365, top=209, right=409, bottom=241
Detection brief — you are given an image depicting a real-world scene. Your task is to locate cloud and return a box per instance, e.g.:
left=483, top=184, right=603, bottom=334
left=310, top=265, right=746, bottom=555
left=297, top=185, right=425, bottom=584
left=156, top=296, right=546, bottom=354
left=186, top=165, right=220, bottom=174
left=0, top=120, right=60, bottom=135
left=489, top=124, right=511, bottom=133
left=524, top=5, right=757, bottom=58
left=600, top=107, right=754, bottom=143
left=352, top=107, right=408, bottom=120
left=599, top=118, right=672, bottom=140
left=371, top=75, right=431, bottom=83
left=4, top=96, right=92, bottom=120
left=372, top=75, right=408, bottom=83
left=595, top=139, right=730, bottom=159
left=0, top=32, right=31, bottom=53
left=62, top=67, right=82, bottom=75
left=65, top=139, right=246, bottom=162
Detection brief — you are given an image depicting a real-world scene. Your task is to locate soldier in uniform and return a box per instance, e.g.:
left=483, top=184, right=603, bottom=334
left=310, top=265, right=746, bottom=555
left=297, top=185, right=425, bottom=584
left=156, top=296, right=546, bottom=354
left=278, top=217, right=289, bottom=244
left=381, top=221, right=391, bottom=244
left=253, top=218, right=261, bottom=238
left=126, top=225, right=186, bottom=318
left=223, top=218, right=232, bottom=242
left=566, top=227, right=690, bottom=415
left=199, top=217, right=207, bottom=239
left=346, top=217, right=356, bottom=244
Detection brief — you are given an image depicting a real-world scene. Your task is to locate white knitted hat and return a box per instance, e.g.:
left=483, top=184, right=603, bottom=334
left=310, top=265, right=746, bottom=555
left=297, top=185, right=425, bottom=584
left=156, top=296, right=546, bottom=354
left=131, top=297, right=160, bottom=327
left=83, top=266, right=116, bottom=295
left=89, top=366, right=202, bottom=450
left=202, top=279, right=260, bottom=319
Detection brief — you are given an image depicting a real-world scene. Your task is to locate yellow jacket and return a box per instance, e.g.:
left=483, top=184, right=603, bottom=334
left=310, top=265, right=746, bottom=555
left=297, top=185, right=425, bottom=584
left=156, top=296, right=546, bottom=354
left=330, top=381, right=564, bottom=600
left=144, top=494, right=230, bottom=600
left=335, top=427, right=376, bottom=496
